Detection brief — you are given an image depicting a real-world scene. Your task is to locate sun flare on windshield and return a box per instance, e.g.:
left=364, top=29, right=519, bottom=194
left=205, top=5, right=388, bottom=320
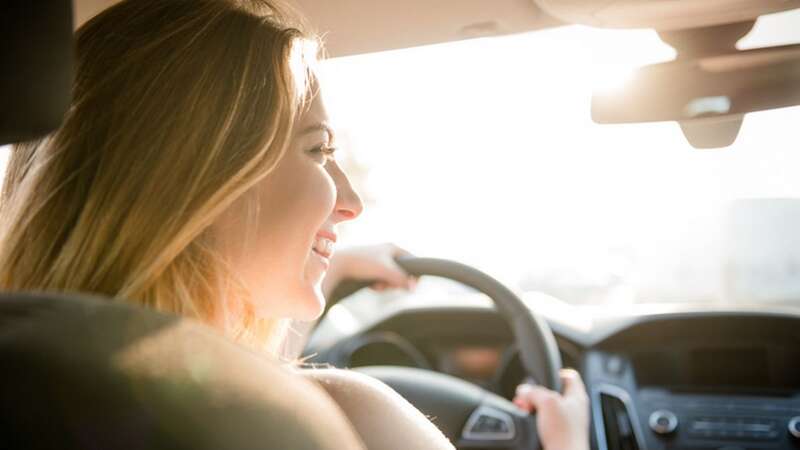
left=1, top=11, right=797, bottom=308
left=318, top=10, right=800, bottom=308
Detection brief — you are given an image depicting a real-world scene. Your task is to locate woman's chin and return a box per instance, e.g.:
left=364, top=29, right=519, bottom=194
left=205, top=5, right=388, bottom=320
left=291, top=285, right=326, bottom=322
left=249, top=282, right=326, bottom=322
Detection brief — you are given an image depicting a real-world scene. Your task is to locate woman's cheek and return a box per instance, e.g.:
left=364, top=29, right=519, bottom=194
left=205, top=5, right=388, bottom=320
left=317, top=166, right=338, bottom=216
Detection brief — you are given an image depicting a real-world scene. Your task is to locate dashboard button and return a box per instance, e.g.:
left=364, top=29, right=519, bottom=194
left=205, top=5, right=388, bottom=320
left=649, top=410, right=679, bottom=435
left=788, top=416, right=800, bottom=439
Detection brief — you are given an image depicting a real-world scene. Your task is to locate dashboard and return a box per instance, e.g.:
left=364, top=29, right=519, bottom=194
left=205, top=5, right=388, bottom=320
left=305, top=294, right=800, bottom=450
left=586, top=314, right=800, bottom=450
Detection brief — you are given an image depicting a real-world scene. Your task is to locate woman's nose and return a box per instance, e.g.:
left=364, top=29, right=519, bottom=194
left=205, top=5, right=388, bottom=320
left=331, top=163, right=363, bottom=222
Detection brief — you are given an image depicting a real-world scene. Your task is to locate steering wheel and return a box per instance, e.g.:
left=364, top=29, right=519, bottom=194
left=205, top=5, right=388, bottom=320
left=341, top=256, right=563, bottom=449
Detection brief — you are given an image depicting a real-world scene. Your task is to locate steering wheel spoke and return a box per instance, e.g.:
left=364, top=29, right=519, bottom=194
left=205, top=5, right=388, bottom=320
left=351, top=257, right=561, bottom=450
left=355, top=366, right=541, bottom=450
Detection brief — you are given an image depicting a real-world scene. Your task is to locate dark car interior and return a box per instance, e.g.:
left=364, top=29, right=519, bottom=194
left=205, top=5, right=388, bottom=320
left=311, top=286, right=800, bottom=450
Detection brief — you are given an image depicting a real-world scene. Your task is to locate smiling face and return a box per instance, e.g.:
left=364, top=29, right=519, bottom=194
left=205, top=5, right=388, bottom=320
left=214, top=92, right=363, bottom=322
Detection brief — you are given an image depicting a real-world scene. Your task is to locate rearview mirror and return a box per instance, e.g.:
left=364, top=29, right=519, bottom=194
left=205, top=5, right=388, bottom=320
left=591, top=44, right=800, bottom=148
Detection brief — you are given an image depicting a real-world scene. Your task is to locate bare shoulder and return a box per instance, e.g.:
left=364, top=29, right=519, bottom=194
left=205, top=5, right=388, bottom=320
left=300, top=368, right=455, bottom=450
left=301, top=367, right=402, bottom=401
left=112, top=319, right=367, bottom=450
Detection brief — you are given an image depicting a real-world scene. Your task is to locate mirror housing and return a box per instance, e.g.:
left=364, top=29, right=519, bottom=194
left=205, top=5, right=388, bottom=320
left=591, top=44, right=800, bottom=148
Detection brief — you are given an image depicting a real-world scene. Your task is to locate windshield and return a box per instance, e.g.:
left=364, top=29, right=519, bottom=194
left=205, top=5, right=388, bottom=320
left=319, top=9, right=800, bottom=307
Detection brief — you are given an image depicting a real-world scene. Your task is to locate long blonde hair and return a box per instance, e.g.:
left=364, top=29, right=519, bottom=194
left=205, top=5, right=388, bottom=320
left=0, top=0, right=319, bottom=354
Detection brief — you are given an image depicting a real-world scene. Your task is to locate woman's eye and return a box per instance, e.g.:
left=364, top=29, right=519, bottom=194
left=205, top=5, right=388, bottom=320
left=309, top=145, right=337, bottom=164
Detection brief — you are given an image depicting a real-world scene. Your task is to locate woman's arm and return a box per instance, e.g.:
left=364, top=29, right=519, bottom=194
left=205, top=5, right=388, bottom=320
left=322, top=243, right=416, bottom=299
left=301, top=368, right=455, bottom=450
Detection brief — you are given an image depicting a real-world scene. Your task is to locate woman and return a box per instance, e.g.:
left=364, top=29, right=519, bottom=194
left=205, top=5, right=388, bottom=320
left=0, top=0, right=588, bottom=449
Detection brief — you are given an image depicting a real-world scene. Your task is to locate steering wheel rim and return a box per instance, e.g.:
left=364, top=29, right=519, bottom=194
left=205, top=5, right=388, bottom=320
left=326, top=256, right=565, bottom=448
left=394, top=256, right=563, bottom=392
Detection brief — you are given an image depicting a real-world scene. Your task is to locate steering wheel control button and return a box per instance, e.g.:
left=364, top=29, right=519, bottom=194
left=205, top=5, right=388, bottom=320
left=649, top=410, right=679, bottom=435
left=474, top=416, right=508, bottom=433
left=789, top=416, right=800, bottom=439
left=462, top=406, right=516, bottom=441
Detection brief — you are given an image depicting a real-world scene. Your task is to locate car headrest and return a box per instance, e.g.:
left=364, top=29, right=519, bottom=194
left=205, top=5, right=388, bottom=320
left=0, top=0, right=73, bottom=145
left=0, top=293, right=366, bottom=450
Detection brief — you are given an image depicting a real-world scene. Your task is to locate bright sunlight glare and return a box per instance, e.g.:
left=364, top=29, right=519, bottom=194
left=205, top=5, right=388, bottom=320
left=0, top=10, right=798, bottom=308
left=319, top=10, right=800, bottom=306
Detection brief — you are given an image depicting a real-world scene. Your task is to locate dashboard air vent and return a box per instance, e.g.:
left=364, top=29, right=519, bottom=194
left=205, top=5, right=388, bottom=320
left=600, top=393, right=639, bottom=450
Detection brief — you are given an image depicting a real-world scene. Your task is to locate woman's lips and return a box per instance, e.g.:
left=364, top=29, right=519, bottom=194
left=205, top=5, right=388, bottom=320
left=312, top=239, right=333, bottom=258
left=312, top=230, right=337, bottom=259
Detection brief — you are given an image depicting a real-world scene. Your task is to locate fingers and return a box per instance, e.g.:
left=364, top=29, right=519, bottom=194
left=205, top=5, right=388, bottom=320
left=513, top=384, right=535, bottom=411
left=513, top=368, right=587, bottom=413
left=559, top=368, right=586, bottom=399
left=514, top=383, right=558, bottom=413
left=337, top=243, right=417, bottom=292
left=372, top=243, right=415, bottom=291
left=378, top=258, right=414, bottom=290
left=390, top=243, right=413, bottom=259
left=390, top=244, right=418, bottom=290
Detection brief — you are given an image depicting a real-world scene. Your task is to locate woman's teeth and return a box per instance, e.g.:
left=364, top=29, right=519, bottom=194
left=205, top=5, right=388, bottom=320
left=312, top=237, right=334, bottom=257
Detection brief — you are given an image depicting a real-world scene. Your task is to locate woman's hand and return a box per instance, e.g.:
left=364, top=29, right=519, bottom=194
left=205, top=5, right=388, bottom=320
left=322, top=243, right=417, bottom=297
left=512, top=369, right=590, bottom=450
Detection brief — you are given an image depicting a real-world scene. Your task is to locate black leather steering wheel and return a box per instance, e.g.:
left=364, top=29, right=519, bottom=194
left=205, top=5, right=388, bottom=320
left=346, top=256, right=563, bottom=449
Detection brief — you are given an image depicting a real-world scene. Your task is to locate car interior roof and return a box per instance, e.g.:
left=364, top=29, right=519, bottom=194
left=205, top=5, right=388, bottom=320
left=75, top=0, right=560, bottom=57
left=75, top=0, right=800, bottom=58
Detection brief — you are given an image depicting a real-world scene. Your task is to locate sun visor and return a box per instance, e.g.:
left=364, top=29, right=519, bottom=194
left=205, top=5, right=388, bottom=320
left=0, top=0, right=74, bottom=145
left=531, top=0, right=799, bottom=30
